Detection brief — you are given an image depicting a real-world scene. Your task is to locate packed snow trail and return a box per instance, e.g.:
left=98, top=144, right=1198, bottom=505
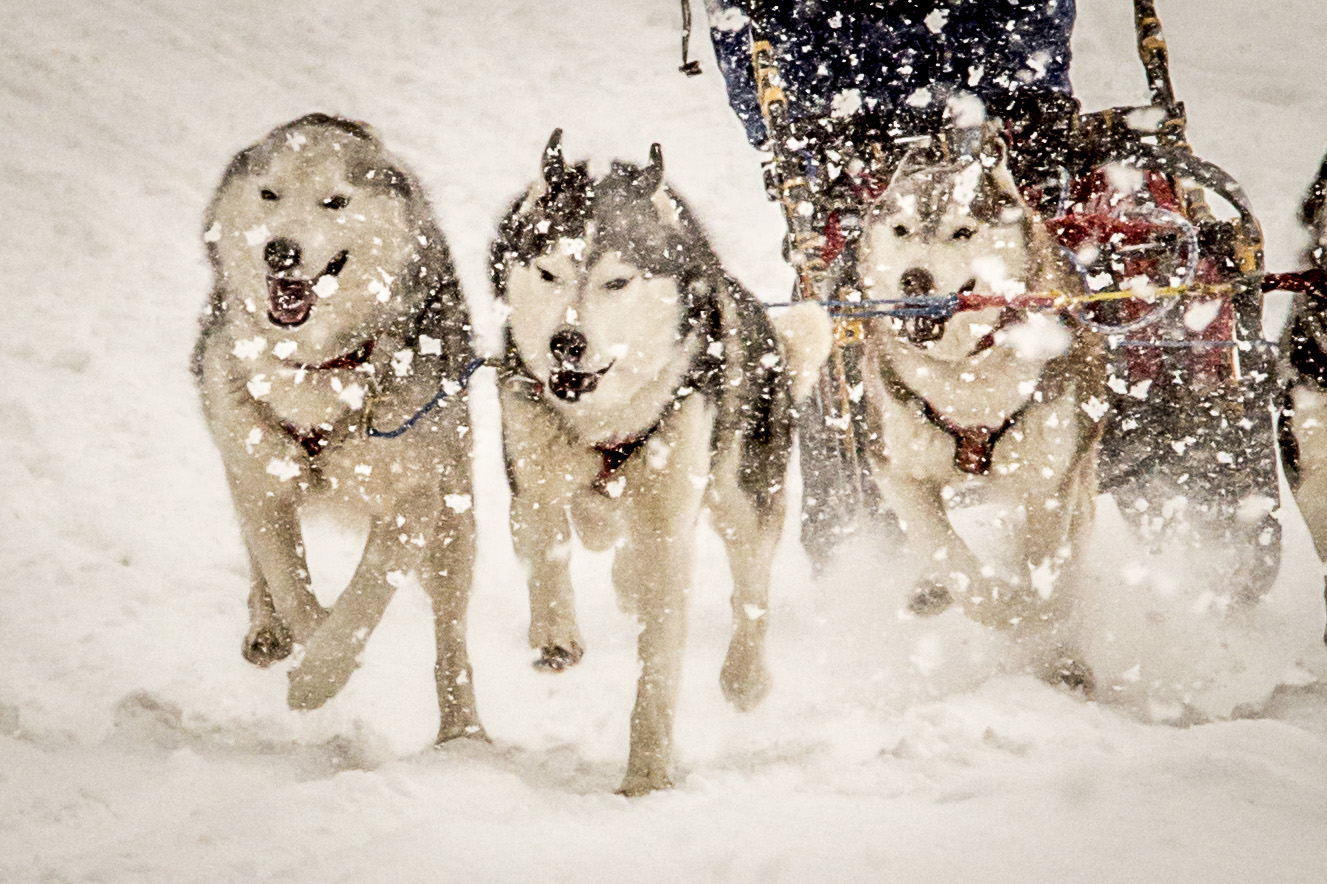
left=3, top=1, right=1327, bottom=881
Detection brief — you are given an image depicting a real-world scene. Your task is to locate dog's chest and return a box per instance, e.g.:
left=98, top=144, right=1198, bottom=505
left=877, top=339, right=1046, bottom=429
left=872, top=370, right=1083, bottom=487
left=257, top=365, right=372, bottom=431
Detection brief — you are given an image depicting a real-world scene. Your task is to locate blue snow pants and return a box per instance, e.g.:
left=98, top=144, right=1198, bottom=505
left=705, top=0, right=1077, bottom=146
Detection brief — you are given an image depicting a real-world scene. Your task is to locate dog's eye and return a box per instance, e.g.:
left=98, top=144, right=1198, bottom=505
left=603, top=277, right=631, bottom=291
left=893, top=224, right=909, bottom=238
left=952, top=227, right=976, bottom=241
left=260, top=189, right=280, bottom=202
left=537, top=266, right=558, bottom=283
left=322, top=195, right=350, bottom=210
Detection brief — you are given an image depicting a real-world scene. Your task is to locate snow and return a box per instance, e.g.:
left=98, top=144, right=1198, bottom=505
left=3, top=1, right=1327, bottom=881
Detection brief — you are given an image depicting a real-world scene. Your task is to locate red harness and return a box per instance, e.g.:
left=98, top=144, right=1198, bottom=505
left=276, top=339, right=376, bottom=458
left=919, top=399, right=1026, bottom=476
left=591, top=432, right=654, bottom=496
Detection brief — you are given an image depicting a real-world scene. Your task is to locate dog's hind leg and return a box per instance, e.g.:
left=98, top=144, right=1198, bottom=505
left=286, top=505, right=428, bottom=710
left=242, top=547, right=292, bottom=666
left=424, top=503, right=485, bottom=743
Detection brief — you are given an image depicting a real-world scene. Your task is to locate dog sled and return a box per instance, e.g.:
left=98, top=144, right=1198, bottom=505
left=744, top=0, right=1283, bottom=592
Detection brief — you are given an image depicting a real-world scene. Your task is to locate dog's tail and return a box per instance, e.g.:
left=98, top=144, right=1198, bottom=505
left=773, top=302, right=833, bottom=404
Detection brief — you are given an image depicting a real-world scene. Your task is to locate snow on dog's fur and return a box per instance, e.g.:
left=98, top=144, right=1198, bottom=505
left=857, top=123, right=1105, bottom=688
left=193, top=114, right=483, bottom=741
left=1278, top=151, right=1327, bottom=644
left=491, top=130, right=830, bottom=795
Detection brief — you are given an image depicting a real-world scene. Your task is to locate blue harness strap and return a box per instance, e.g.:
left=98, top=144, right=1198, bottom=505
left=366, top=356, right=488, bottom=440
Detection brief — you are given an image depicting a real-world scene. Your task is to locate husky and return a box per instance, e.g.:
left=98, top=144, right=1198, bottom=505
left=856, top=124, right=1105, bottom=688
left=193, top=114, right=484, bottom=741
left=491, top=131, right=831, bottom=794
left=1277, top=151, right=1327, bottom=644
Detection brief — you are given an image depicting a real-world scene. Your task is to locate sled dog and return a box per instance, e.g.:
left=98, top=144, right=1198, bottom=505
left=491, top=131, right=831, bottom=794
left=857, top=124, right=1105, bottom=686
left=193, top=114, right=483, bottom=741
left=1277, top=153, right=1327, bottom=643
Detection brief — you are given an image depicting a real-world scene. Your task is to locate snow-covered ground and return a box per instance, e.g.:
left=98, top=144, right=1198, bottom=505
left=4, top=1, right=1327, bottom=881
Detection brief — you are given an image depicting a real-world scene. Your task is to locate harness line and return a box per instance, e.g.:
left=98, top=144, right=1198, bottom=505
left=366, top=356, right=489, bottom=440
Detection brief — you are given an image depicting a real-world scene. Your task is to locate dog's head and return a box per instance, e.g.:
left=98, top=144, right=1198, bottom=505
left=492, top=130, right=718, bottom=414
left=859, top=124, right=1057, bottom=361
left=204, top=114, right=438, bottom=361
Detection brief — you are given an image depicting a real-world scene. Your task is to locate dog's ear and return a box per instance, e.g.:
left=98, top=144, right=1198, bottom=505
left=979, top=124, right=1009, bottom=169
left=633, top=143, right=665, bottom=198
left=542, top=128, right=566, bottom=189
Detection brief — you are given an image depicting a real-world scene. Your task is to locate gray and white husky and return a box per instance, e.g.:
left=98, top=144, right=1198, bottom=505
left=1278, top=153, right=1327, bottom=644
left=491, top=131, right=831, bottom=794
left=857, top=124, right=1105, bottom=687
left=193, top=114, right=483, bottom=741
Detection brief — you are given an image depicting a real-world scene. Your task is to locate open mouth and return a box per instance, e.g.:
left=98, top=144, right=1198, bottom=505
left=548, top=362, right=614, bottom=402
left=265, top=250, right=350, bottom=328
left=900, top=277, right=977, bottom=348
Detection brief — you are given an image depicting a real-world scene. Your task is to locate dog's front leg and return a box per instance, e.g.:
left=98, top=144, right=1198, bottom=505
left=510, top=489, right=584, bottom=670
left=709, top=455, right=781, bottom=712
left=503, top=397, right=586, bottom=670
left=884, top=474, right=991, bottom=619
left=242, top=546, right=292, bottom=666
left=227, top=473, right=327, bottom=645
left=1020, top=455, right=1097, bottom=691
left=286, top=506, right=427, bottom=710
left=424, top=499, right=485, bottom=743
left=614, top=520, right=693, bottom=797
left=615, top=420, right=707, bottom=796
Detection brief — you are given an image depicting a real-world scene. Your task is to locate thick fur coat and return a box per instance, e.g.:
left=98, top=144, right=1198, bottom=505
left=491, top=131, right=830, bottom=794
left=856, top=124, right=1105, bottom=688
left=194, top=114, right=483, bottom=740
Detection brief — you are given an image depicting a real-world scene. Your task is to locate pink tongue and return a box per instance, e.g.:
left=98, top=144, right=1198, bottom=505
left=267, top=277, right=315, bottom=326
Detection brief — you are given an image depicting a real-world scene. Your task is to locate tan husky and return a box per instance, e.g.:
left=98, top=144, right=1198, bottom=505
left=193, top=114, right=483, bottom=741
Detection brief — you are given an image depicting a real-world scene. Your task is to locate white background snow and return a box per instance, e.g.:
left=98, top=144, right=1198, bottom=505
left=4, top=1, right=1327, bottom=881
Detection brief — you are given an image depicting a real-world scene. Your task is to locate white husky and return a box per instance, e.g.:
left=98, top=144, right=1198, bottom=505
left=194, top=114, right=483, bottom=741
left=857, top=125, right=1105, bottom=688
left=491, top=131, right=831, bottom=794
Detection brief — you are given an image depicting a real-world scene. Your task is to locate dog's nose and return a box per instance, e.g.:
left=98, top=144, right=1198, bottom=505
left=900, top=267, right=936, bottom=298
left=264, top=238, right=302, bottom=272
left=550, top=327, right=588, bottom=366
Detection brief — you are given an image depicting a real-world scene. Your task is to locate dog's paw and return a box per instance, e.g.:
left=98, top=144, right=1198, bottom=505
left=436, top=719, right=488, bottom=744
left=616, top=766, right=674, bottom=797
left=1042, top=655, right=1095, bottom=696
left=286, top=642, right=360, bottom=711
left=241, top=621, right=293, bottom=667
left=907, top=580, right=956, bottom=617
left=720, top=644, right=772, bottom=712
left=533, top=642, right=584, bottom=672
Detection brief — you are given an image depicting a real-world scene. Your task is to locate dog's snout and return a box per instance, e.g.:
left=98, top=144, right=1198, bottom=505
left=550, top=327, right=588, bottom=366
left=900, top=268, right=935, bottom=298
left=264, top=238, right=302, bottom=273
